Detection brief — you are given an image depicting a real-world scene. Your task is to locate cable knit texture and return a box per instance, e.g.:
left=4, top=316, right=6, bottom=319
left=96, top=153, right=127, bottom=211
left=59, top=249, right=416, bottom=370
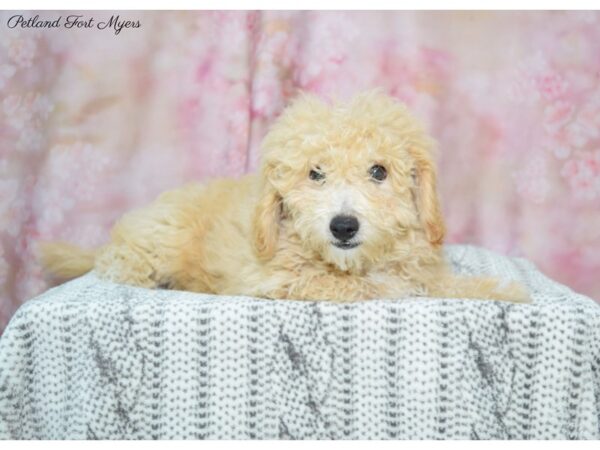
left=0, top=245, right=599, bottom=439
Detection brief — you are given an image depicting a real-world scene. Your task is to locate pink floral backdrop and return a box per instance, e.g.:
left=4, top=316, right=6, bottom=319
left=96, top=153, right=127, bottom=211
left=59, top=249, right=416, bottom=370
left=1, top=10, right=600, bottom=333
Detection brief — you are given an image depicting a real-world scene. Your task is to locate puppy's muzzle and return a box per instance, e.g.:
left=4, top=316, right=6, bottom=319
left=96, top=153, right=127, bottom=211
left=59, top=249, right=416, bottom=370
left=330, top=215, right=360, bottom=249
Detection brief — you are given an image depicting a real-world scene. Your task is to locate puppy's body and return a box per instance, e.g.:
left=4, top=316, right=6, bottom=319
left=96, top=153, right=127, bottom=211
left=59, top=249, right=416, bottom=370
left=41, top=92, right=529, bottom=303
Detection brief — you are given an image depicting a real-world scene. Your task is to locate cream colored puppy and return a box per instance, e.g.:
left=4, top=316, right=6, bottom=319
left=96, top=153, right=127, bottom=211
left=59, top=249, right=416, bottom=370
left=41, top=91, right=529, bottom=303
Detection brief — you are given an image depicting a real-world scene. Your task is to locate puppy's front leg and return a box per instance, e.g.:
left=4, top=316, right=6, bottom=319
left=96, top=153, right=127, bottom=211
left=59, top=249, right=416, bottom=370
left=428, top=275, right=531, bottom=303
left=268, top=272, right=383, bottom=302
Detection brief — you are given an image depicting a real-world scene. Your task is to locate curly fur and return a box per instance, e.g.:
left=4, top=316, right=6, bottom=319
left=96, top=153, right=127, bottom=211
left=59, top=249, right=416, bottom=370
left=40, top=91, right=530, bottom=303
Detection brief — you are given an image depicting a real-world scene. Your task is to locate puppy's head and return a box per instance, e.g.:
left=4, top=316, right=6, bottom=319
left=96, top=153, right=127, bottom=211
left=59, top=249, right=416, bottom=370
left=253, top=90, right=445, bottom=272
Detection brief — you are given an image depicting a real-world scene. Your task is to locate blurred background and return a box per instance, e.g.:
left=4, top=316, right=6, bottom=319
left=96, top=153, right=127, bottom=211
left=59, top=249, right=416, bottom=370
left=1, top=10, right=600, bottom=334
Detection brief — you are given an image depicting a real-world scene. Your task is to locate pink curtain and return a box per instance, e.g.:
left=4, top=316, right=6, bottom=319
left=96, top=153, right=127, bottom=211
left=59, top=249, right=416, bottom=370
left=2, top=11, right=599, bottom=333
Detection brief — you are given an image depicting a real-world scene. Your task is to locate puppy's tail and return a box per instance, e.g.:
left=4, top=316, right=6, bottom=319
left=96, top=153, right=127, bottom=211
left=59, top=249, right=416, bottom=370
left=38, top=242, right=96, bottom=281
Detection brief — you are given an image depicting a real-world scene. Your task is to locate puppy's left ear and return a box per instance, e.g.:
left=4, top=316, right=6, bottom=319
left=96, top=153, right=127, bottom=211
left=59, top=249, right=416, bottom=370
left=364, top=92, right=445, bottom=246
left=252, top=167, right=281, bottom=260
left=412, top=156, right=446, bottom=246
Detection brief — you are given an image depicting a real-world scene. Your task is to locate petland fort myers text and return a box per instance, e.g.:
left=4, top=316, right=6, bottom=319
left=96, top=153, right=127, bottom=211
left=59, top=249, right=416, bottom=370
left=6, top=14, right=141, bottom=35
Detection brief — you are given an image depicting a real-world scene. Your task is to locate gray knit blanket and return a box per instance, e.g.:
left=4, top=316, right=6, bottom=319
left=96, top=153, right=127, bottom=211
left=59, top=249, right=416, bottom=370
left=1, top=245, right=599, bottom=439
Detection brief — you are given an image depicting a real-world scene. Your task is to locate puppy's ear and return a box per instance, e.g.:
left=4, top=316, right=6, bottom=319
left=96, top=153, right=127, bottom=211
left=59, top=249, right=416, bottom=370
left=252, top=169, right=281, bottom=260
left=412, top=157, right=446, bottom=246
left=359, top=91, right=446, bottom=246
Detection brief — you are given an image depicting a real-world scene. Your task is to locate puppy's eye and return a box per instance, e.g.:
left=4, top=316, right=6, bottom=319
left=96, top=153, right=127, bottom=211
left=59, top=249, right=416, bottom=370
left=309, top=167, right=325, bottom=182
left=368, top=164, right=387, bottom=182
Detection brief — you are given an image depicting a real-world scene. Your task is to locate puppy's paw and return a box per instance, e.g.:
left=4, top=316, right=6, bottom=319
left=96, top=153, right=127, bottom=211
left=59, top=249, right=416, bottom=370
left=434, top=275, right=532, bottom=303
left=492, top=281, right=531, bottom=304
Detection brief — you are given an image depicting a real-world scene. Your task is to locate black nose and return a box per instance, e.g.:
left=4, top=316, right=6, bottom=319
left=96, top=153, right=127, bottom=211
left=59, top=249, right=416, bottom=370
left=329, top=215, right=359, bottom=241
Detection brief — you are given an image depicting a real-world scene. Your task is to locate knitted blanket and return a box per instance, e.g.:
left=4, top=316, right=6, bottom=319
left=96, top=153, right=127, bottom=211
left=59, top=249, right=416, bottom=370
left=1, top=245, right=599, bottom=439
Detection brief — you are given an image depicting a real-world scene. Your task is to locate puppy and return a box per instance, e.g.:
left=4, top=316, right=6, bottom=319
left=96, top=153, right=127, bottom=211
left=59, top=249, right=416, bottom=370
left=40, top=91, right=529, bottom=303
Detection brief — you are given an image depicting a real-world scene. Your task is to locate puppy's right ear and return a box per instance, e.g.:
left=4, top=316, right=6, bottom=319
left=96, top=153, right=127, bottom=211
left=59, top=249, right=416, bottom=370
left=252, top=169, right=281, bottom=260
left=412, top=158, right=446, bottom=246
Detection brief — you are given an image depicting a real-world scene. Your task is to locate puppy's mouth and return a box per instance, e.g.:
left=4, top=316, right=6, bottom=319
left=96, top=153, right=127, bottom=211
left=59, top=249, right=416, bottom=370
left=332, top=240, right=361, bottom=250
